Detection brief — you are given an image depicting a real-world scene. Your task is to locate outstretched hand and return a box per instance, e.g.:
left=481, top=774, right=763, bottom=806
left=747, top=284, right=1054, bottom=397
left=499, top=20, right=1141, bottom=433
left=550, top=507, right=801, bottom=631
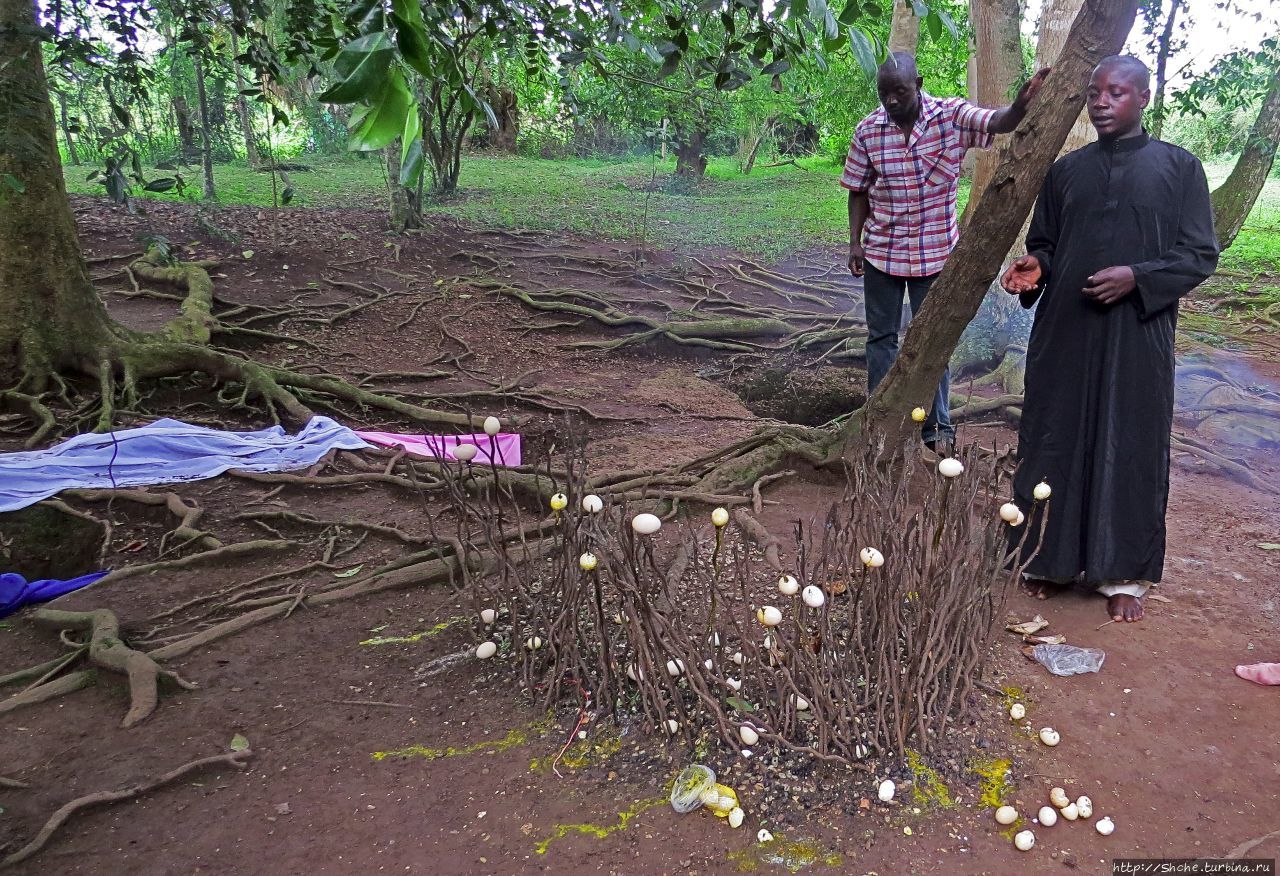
left=1082, top=266, right=1136, bottom=304
left=1001, top=255, right=1041, bottom=294
left=1015, top=67, right=1052, bottom=109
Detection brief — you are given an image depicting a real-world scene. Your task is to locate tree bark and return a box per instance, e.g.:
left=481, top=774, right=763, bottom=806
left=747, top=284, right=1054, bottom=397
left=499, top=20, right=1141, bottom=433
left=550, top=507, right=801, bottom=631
left=174, top=94, right=197, bottom=164
left=192, top=51, right=216, bottom=200
left=888, top=0, right=921, bottom=54
left=1211, top=70, right=1280, bottom=250
left=964, top=0, right=1024, bottom=215
left=54, top=89, right=79, bottom=165
left=229, top=31, right=262, bottom=169
left=846, top=0, right=1139, bottom=454
left=1150, top=0, right=1182, bottom=139
left=484, top=84, right=518, bottom=153
left=674, top=130, right=707, bottom=179
left=385, top=139, right=421, bottom=231
left=0, top=0, right=118, bottom=387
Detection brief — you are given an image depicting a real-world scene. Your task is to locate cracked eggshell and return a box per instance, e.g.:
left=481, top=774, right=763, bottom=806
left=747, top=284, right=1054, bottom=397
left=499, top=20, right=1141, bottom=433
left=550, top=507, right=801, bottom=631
left=1009, top=703, right=1026, bottom=721
left=1033, top=481, right=1052, bottom=501
left=666, top=659, right=685, bottom=677
left=1095, top=816, right=1115, bottom=836
left=1049, top=787, right=1070, bottom=809
left=728, top=807, right=745, bottom=828
left=726, top=677, right=742, bottom=692
left=1061, top=803, right=1080, bottom=821
left=1076, top=796, right=1093, bottom=819
left=1000, top=502, right=1021, bottom=523
left=711, top=507, right=730, bottom=527
left=549, top=492, right=568, bottom=511
left=859, top=547, right=885, bottom=568
left=524, top=636, right=543, bottom=650
left=801, top=585, right=826, bottom=608
left=1038, top=727, right=1060, bottom=747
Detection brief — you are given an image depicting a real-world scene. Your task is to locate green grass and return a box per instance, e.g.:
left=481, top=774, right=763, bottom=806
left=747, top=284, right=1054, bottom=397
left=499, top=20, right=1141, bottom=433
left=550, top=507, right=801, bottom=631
left=63, top=153, right=1278, bottom=271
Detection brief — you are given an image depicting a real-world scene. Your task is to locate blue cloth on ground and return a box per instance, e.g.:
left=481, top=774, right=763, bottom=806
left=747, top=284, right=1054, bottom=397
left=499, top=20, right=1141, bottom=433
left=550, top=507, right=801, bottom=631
left=0, top=417, right=370, bottom=513
left=0, top=571, right=111, bottom=618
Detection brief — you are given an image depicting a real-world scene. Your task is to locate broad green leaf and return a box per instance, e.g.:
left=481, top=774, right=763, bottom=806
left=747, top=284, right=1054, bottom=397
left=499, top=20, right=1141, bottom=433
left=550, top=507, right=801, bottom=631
left=926, top=9, right=944, bottom=41
left=812, top=0, right=839, bottom=39
left=230, top=733, right=250, bottom=752
left=317, top=31, right=394, bottom=104
left=144, top=178, right=177, bottom=193
left=838, top=0, right=862, bottom=25
left=862, top=0, right=883, bottom=18
left=726, top=696, right=757, bottom=713
left=400, top=105, right=423, bottom=187
left=390, top=0, right=423, bottom=29
left=390, top=12, right=433, bottom=78
left=333, top=564, right=366, bottom=578
left=761, top=58, right=791, bottom=76
left=350, top=72, right=412, bottom=152
left=848, top=26, right=877, bottom=77
left=936, top=6, right=957, bottom=38
left=910, top=0, right=928, bottom=17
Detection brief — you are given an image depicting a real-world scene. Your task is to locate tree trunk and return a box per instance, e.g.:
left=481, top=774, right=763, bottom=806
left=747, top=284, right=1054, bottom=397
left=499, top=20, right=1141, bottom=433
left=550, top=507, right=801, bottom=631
left=174, top=94, right=197, bottom=165
left=847, top=0, right=1138, bottom=454
left=0, top=0, right=118, bottom=387
left=964, top=0, right=1023, bottom=213
left=1211, top=70, right=1280, bottom=250
left=385, top=139, right=421, bottom=232
left=192, top=51, right=216, bottom=200
left=484, top=84, right=518, bottom=153
left=888, top=0, right=921, bottom=53
left=54, top=89, right=79, bottom=165
left=674, top=130, right=707, bottom=179
left=229, top=31, right=262, bottom=169
left=1150, top=0, right=1182, bottom=139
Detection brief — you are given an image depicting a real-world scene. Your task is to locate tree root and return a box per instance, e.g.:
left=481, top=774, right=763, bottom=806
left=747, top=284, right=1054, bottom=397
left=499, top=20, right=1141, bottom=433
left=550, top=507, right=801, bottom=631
left=61, top=488, right=222, bottom=553
left=732, top=508, right=783, bottom=572
left=0, top=750, right=252, bottom=870
left=0, top=776, right=29, bottom=789
left=83, top=538, right=294, bottom=594
left=30, top=609, right=196, bottom=727
left=129, top=248, right=219, bottom=344
left=0, top=391, right=58, bottom=447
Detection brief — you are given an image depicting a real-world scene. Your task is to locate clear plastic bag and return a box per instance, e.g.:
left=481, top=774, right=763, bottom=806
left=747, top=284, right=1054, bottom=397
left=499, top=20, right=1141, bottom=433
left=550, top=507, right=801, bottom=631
left=1032, top=644, right=1105, bottom=676
left=670, top=765, right=716, bottom=813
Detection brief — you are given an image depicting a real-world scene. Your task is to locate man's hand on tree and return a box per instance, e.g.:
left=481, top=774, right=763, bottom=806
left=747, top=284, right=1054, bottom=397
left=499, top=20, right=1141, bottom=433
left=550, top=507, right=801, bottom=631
left=848, top=242, right=866, bottom=277
left=1001, top=255, right=1041, bottom=293
left=1015, top=67, right=1052, bottom=110
left=1082, top=266, right=1136, bottom=304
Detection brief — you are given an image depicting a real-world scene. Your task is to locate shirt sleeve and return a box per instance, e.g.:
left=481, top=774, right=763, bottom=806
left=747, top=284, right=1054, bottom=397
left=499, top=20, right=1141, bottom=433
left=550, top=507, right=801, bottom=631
left=840, top=128, right=876, bottom=192
left=1130, top=155, right=1220, bottom=319
left=952, top=100, right=998, bottom=150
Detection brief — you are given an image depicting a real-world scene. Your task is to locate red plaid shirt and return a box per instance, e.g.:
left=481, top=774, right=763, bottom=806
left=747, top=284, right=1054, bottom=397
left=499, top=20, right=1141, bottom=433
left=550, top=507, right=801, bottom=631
left=841, top=93, right=997, bottom=277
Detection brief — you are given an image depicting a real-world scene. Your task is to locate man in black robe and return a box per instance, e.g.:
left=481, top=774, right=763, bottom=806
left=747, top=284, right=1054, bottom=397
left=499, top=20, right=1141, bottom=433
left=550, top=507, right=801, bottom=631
left=1001, top=55, right=1219, bottom=623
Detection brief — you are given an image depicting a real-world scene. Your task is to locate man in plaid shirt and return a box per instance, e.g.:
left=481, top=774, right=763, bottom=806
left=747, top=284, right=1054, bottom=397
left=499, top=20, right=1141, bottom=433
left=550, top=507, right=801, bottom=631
left=843, top=53, right=1049, bottom=454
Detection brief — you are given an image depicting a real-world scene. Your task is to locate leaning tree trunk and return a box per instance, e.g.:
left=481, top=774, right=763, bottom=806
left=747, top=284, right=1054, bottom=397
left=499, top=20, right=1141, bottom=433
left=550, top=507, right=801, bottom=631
left=1150, top=0, right=1182, bottom=139
left=1211, top=69, right=1280, bottom=250
left=192, top=51, right=216, bottom=200
left=229, top=31, right=262, bottom=170
left=888, top=0, right=921, bottom=53
left=0, top=0, right=119, bottom=388
left=846, top=0, right=1138, bottom=455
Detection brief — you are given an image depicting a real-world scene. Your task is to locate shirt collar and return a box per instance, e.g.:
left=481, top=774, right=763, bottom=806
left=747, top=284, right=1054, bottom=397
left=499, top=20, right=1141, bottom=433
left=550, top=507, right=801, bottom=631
left=873, top=91, right=944, bottom=128
left=1098, top=129, right=1151, bottom=152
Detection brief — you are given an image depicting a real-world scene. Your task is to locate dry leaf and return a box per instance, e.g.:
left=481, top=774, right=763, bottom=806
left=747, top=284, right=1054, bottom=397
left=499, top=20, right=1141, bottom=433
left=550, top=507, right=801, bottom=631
left=1147, top=593, right=1172, bottom=604
left=824, top=579, right=849, bottom=596
left=1020, top=645, right=1039, bottom=661
left=1024, top=633, right=1067, bottom=645
left=1006, top=615, right=1049, bottom=636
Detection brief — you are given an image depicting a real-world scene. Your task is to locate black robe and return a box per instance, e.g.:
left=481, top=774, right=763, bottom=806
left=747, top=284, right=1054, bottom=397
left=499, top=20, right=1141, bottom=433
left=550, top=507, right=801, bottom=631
left=1012, top=132, right=1219, bottom=583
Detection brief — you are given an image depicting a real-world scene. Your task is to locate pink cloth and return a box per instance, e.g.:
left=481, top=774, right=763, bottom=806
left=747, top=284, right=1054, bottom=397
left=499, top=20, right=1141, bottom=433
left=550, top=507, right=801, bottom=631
left=355, top=431, right=521, bottom=467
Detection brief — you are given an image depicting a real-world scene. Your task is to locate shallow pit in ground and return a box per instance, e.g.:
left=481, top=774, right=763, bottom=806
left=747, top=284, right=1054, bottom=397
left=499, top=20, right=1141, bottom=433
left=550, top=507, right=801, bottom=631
left=726, top=366, right=867, bottom=426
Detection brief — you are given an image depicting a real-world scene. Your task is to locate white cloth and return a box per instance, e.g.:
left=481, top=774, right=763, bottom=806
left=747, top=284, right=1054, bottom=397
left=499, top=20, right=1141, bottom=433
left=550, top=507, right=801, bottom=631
left=1023, top=574, right=1152, bottom=598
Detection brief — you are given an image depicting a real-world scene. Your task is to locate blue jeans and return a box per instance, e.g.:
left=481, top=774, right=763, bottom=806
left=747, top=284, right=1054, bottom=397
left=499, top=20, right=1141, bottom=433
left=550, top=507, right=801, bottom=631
left=862, top=262, right=954, bottom=444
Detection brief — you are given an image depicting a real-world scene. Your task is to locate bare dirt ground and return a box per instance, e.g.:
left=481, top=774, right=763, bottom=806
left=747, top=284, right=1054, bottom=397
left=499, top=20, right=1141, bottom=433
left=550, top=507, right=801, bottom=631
left=0, top=197, right=1276, bottom=876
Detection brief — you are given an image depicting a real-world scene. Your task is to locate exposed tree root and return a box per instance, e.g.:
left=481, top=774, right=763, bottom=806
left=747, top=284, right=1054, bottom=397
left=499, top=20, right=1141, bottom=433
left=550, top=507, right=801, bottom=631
left=0, top=750, right=252, bottom=870
left=84, top=538, right=294, bottom=592
left=731, top=508, right=783, bottom=572
left=128, top=248, right=218, bottom=344
left=60, top=488, right=222, bottom=553
left=0, top=671, right=95, bottom=718
left=0, top=776, right=29, bottom=789
left=0, top=391, right=58, bottom=447
left=30, top=609, right=196, bottom=727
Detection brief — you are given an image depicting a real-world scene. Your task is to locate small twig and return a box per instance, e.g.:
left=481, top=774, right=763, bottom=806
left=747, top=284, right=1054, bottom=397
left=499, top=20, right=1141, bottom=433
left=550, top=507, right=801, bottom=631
left=324, top=699, right=412, bottom=709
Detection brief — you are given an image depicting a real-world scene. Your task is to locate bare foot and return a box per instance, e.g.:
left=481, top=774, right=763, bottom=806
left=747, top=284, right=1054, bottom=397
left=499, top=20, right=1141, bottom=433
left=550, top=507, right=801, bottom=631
left=1107, top=594, right=1144, bottom=623
left=1023, top=578, right=1068, bottom=600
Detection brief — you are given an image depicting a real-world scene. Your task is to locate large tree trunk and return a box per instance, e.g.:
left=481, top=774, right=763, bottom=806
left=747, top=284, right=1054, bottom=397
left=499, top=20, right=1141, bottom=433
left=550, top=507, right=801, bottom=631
left=484, top=84, right=518, bottom=153
left=385, top=139, right=421, bottom=232
left=192, top=51, right=216, bottom=200
left=674, top=130, right=707, bottom=179
left=174, top=94, right=197, bottom=165
left=1149, top=0, right=1182, bottom=139
left=1211, top=70, right=1280, bottom=250
left=964, top=0, right=1024, bottom=214
left=229, top=31, right=262, bottom=170
left=0, top=0, right=117, bottom=387
left=888, top=0, right=921, bottom=53
left=847, top=0, right=1138, bottom=454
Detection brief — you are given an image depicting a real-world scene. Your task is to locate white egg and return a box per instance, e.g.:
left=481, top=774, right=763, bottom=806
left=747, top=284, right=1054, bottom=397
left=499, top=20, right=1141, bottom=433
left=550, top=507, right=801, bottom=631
left=777, top=574, right=800, bottom=596
left=1049, top=787, right=1070, bottom=809
left=581, top=494, right=604, bottom=513
left=1000, top=502, right=1021, bottom=523
left=1013, top=830, right=1035, bottom=851
left=454, top=442, right=479, bottom=462
left=757, top=829, right=773, bottom=843
left=995, top=805, right=1018, bottom=825
left=480, top=608, right=497, bottom=625
left=665, top=719, right=679, bottom=734
left=877, top=779, right=896, bottom=802
left=756, top=606, right=783, bottom=626
left=855, top=743, right=869, bottom=759
left=1095, top=816, right=1115, bottom=836
left=728, top=807, right=745, bottom=828
left=1076, top=796, right=1093, bottom=819
left=937, top=457, right=965, bottom=478
left=739, top=725, right=759, bottom=746
left=801, top=585, right=826, bottom=608
left=483, top=415, right=501, bottom=436
left=726, top=677, right=742, bottom=692
left=1009, top=703, right=1026, bottom=721
left=525, top=636, right=543, bottom=650
left=1033, top=481, right=1052, bottom=501
left=1038, top=806, right=1058, bottom=827
left=626, top=663, right=642, bottom=682
left=1014, top=510, right=1026, bottom=527
left=666, top=659, right=685, bottom=677
left=475, top=641, right=497, bottom=659
left=711, top=507, right=730, bottom=527
left=732, top=651, right=745, bottom=665
left=631, top=513, right=662, bottom=535
left=549, top=492, right=568, bottom=511
left=793, top=695, right=810, bottom=711
left=579, top=552, right=598, bottom=572
left=1038, top=727, right=1060, bottom=747
left=860, top=547, right=885, bottom=568
left=1061, top=803, right=1079, bottom=821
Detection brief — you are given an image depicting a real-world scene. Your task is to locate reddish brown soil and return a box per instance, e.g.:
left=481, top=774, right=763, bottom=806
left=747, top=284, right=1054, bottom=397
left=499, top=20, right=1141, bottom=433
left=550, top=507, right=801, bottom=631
left=0, top=198, right=1276, bottom=875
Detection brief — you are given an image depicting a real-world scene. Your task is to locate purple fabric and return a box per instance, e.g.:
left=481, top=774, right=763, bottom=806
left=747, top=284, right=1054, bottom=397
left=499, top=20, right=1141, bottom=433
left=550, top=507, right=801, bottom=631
left=0, top=571, right=110, bottom=618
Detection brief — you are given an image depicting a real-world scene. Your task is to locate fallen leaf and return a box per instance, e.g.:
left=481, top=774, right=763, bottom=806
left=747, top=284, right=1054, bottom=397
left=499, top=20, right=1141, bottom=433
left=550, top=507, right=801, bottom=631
left=333, top=565, right=364, bottom=579
left=1024, top=634, right=1067, bottom=645
left=1147, top=593, right=1173, bottom=604
left=1258, top=543, right=1280, bottom=550
left=823, top=579, right=848, bottom=596
left=726, top=696, right=757, bottom=713
left=230, top=733, right=249, bottom=752
left=1006, top=615, right=1049, bottom=636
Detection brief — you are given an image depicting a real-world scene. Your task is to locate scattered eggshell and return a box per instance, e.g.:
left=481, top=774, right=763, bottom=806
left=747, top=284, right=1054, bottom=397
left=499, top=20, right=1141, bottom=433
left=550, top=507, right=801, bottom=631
left=995, top=805, right=1018, bottom=825
left=911, top=406, right=927, bottom=423
left=937, top=457, right=965, bottom=478
left=1033, top=481, right=1052, bottom=501
left=483, top=415, right=501, bottom=436
left=757, top=829, right=773, bottom=843
left=1014, top=830, right=1035, bottom=851
left=549, top=493, right=568, bottom=511
left=739, top=725, right=759, bottom=746
left=792, top=695, right=810, bottom=711
left=732, top=651, right=745, bottom=665
left=1061, top=803, right=1080, bottom=821
left=903, top=826, right=913, bottom=836
left=711, top=507, right=730, bottom=527
left=777, top=574, right=800, bottom=596
left=854, top=743, right=869, bottom=759
left=666, top=659, right=685, bottom=677
left=756, top=606, right=783, bottom=627
left=801, top=585, right=826, bottom=608
left=665, top=719, right=679, bottom=734
left=859, top=547, right=885, bottom=568
left=577, top=730, right=587, bottom=740
left=1095, top=816, right=1115, bottom=836
left=1009, top=703, right=1026, bottom=721
left=1076, top=796, right=1093, bottom=819
left=1014, top=510, right=1026, bottom=527
left=704, top=659, right=714, bottom=670
left=877, top=779, right=896, bottom=803
left=741, top=749, right=753, bottom=758
left=1037, top=806, right=1058, bottom=827
left=726, top=677, right=742, bottom=692
left=475, top=641, right=497, bottom=659
left=579, top=552, right=598, bottom=572
left=728, top=807, right=745, bottom=828
left=631, top=513, right=662, bottom=535
left=581, top=494, right=604, bottom=513
left=454, top=443, right=479, bottom=462
left=480, top=608, right=497, bottom=625
left=525, top=636, right=543, bottom=650
left=1049, top=787, right=1070, bottom=809
left=1000, top=502, right=1021, bottom=523
left=1038, top=727, right=1060, bottom=747
left=626, top=663, right=643, bottom=682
